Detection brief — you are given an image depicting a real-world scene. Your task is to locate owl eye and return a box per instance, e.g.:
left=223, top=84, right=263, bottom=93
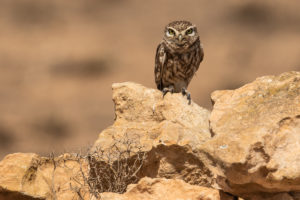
left=167, top=29, right=175, bottom=36
left=185, top=28, right=194, bottom=35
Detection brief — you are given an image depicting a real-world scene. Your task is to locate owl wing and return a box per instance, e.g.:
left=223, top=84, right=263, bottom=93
left=199, top=42, right=204, bottom=63
left=154, top=43, right=166, bottom=90
left=195, top=40, right=204, bottom=71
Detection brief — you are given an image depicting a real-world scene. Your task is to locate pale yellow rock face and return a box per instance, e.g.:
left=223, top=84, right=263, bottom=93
left=202, top=71, right=300, bottom=197
left=0, top=153, right=90, bottom=200
left=100, top=177, right=235, bottom=200
left=94, top=82, right=213, bottom=186
left=95, top=82, right=211, bottom=149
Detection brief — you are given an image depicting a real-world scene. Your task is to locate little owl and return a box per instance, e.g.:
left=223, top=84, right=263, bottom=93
left=154, top=20, right=204, bottom=104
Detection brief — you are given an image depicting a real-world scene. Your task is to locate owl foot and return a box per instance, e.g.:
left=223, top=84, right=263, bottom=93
left=181, top=88, right=191, bottom=105
left=162, top=86, right=174, bottom=98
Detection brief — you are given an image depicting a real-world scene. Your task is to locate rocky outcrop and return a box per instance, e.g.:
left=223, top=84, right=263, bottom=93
left=100, top=177, right=236, bottom=200
left=93, top=82, right=214, bottom=186
left=201, top=71, right=300, bottom=199
left=94, top=82, right=211, bottom=150
left=0, top=82, right=216, bottom=200
left=1, top=71, right=300, bottom=200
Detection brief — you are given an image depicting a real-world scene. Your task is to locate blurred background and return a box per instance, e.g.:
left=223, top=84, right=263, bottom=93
left=0, top=0, right=300, bottom=159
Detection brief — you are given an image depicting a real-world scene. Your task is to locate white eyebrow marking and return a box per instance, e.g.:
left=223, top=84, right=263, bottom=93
left=166, top=27, right=179, bottom=37
left=183, top=26, right=196, bottom=36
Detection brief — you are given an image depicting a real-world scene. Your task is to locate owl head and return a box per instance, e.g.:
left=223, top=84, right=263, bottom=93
left=163, top=20, right=199, bottom=52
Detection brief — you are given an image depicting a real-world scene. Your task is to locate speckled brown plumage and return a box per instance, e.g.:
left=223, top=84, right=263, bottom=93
left=154, top=20, right=204, bottom=104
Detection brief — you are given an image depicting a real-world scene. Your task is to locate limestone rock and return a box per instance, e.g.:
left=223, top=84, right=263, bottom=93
left=100, top=177, right=236, bottom=200
left=93, top=82, right=213, bottom=186
left=0, top=153, right=90, bottom=200
left=201, top=71, right=300, bottom=198
left=3, top=71, right=300, bottom=200
left=95, top=82, right=211, bottom=149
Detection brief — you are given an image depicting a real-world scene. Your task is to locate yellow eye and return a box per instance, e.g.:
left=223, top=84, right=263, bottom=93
left=185, top=28, right=194, bottom=35
left=167, top=29, right=175, bottom=35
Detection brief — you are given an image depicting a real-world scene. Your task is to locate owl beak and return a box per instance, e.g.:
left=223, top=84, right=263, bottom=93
left=178, top=34, right=183, bottom=42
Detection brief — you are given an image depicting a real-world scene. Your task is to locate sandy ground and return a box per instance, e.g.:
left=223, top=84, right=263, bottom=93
left=0, top=0, right=300, bottom=159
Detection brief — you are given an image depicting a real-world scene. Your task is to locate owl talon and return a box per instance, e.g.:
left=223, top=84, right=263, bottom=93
left=187, top=93, right=191, bottom=105
left=182, top=88, right=191, bottom=105
left=162, top=88, right=169, bottom=98
left=162, top=86, right=174, bottom=98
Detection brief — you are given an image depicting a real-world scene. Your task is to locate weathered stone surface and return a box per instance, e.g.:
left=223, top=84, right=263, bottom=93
left=2, top=72, right=300, bottom=200
left=247, top=192, right=299, bottom=200
left=93, top=82, right=213, bottom=186
left=95, top=82, right=211, bottom=149
left=0, top=153, right=47, bottom=199
left=201, top=71, right=300, bottom=198
left=100, top=177, right=236, bottom=200
left=0, top=153, right=90, bottom=200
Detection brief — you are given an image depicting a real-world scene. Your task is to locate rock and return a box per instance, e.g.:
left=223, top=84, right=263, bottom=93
left=2, top=72, right=300, bottom=200
left=0, top=82, right=214, bottom=200
left=95, top=82, right=211, bottom=149
left=100, top=177, right=236, bottom=200
left=247, top=192, right=297, bottom=200
left=201, top=71, right=300, bottom=198
left=93, top=82, right=214, bottom=186
left=0, top=153, right=90, bottom=200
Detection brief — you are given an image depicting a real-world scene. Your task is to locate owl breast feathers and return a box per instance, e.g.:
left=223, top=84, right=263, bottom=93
left=154, top=20, right=204, bottom=93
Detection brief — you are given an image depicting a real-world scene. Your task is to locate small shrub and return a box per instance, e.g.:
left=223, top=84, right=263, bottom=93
left=69, top=134, right=147, bottom=199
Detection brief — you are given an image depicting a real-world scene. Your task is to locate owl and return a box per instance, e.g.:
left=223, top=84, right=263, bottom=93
left=154, top=20, right=204, bottom=104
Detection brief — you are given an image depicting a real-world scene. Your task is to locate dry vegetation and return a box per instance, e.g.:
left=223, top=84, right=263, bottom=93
left=48, top=134, right=146, bottom=199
